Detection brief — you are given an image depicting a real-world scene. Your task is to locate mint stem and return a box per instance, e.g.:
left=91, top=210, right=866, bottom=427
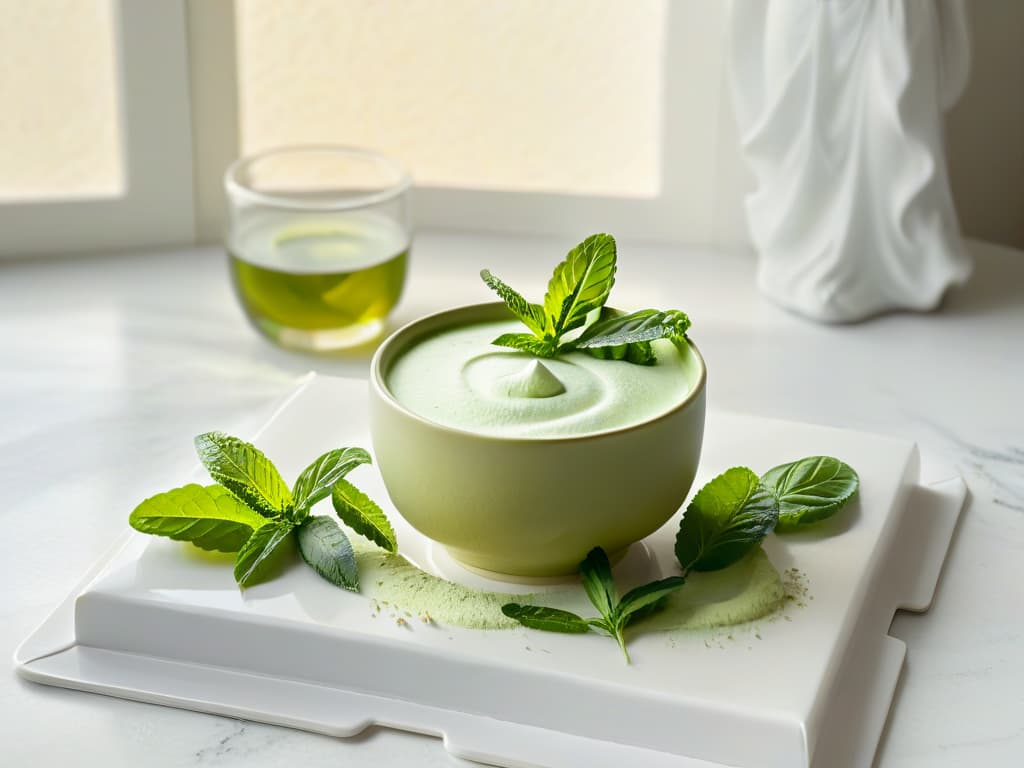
left=614, top=627, right=631, bottom=664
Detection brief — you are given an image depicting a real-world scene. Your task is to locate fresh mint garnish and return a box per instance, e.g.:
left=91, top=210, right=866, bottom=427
left=489, top=332, right=558, bottom=358
left=480, top=233, right=692, bottom=364
left=292, top=447, right=372, bottom=520
left=297, top=515, right=359, bottom=591
left=761, top=456, right=860, bottom=531
left=507, top=456, right=860, bottom=659
left=674, top=467, right=779, bottom=574
left=234, top=520, right=295, bottom=588
left=502, top=547, right=685, bottom=663
left=128, top=484, right=268, bottom=553
left=480, top=270, right=546, bottom=336
left=331, top=478, right=398, bottom=553
left=568, top=308, right=691, bottom=350
left=129, top=433, right=394, bottom=590
left=542, top=233, right=618, bottom=338
left=195, top=431, right=294, bottom=518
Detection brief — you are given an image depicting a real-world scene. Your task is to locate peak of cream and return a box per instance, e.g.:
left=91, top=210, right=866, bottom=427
left=386, top=319, right=693, bottom=438
left=494, top=360, right=566, bottom=399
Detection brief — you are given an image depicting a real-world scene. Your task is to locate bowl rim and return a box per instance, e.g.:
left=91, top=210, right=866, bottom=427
left=370, top=302, right=707, bottom=445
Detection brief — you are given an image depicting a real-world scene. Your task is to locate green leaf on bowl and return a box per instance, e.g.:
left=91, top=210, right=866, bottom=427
left=297, top=515, right=359, bottom=591
left=194, top=431, right=293, bottom=518
left=762, top=456, right=860, bottom=531
left=480, top=269, right=547, bottom=336
left=331, top=478, right=397, bottom=552
left=675, top=467, right=779, bottom=573
left=128, top=483, right=268, bottom=552
left=567, top=308, right=691, bottom=349
left=490, top=332, right=558, bottom=358
left=579, top=339, right=656, bottom=365
left=542, top=233, right=617, bottom=337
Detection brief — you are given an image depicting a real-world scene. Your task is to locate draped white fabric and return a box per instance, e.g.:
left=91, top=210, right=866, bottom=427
left=730, top=0, right=972, bottom=322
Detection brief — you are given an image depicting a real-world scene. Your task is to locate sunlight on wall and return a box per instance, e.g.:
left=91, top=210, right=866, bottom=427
left=0, top=0, right=123, bottom=201
left=236, top=0, right=666, bottom=197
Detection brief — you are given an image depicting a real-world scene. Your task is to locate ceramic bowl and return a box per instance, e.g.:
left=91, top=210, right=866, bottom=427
left=369, top=303, right=707, bottom=578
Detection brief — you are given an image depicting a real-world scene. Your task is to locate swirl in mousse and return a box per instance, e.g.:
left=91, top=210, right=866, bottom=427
left=387, top=319, right=692, bottom=439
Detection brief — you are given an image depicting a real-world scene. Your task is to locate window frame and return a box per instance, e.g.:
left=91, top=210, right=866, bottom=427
left=191, top=1, right=729, bottom=246
left=0, top=0, right=195, bottom=258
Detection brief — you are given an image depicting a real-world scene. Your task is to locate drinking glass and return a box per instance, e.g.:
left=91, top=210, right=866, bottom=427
left=224, top=146, right=411, bottom=351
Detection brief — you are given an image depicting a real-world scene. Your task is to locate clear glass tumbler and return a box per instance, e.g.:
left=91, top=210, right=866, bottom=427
left=224, top=146, right=411, bottom=351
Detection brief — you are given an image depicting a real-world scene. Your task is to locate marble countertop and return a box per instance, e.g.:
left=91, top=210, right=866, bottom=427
left=2, top=232, right=1022, bottom=766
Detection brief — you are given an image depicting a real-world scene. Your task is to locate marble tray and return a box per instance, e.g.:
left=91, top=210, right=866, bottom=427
left=15, top=374, right=965, bottom=768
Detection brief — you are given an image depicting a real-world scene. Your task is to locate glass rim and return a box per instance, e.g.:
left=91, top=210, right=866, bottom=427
left=224, top=144, right=412, bottom=211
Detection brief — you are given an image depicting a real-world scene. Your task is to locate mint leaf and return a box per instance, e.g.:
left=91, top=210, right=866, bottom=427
left=675, top=467, right=779, bottom=573
left=501, top=604, right=591, bottom=633
left=331, top=478, right=397, bottom=552
left=542, top=234, right=617, bottom=337
left=490, top=333, right=557, bottom=357
left=195, top=432, right=293, bottom=518
left=501, top=547, right=691, bottom=663
left=568, top=308, right=691, bottom=350
left=292, top=447, right=371, bottom=517
left=234, top=520, right=295, bottom=587
left=579, top=547, right=617, bottom=619
left=581, top=340, right=656, bottom=365
left=762, top=456, right=860, bottom=531
left=480, top=269, right=546, bottom=335
left=616, top=576, right=686, bottom=623
left=296, top=515, right=359, bottom=591
left=129, top=484, right=268, bottom=552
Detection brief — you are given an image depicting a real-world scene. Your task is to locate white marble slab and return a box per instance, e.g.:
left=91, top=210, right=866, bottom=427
left=2, top=233, right=1022, bottom=766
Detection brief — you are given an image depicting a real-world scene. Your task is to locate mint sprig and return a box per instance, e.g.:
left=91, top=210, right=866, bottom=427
left=129, top=433, right=395, bottom=591
left=502, top=547, right=685, bottom=663
left=480, top=233, right=691, bottom=364
left=503, top=454, right=860, bottom=662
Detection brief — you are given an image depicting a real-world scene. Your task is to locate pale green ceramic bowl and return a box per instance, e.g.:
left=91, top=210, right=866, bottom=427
left=369, top=303, right=707, bottom=578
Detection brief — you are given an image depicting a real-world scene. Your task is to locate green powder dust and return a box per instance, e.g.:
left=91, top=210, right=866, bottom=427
left=353, top=541, right=785, bottom=632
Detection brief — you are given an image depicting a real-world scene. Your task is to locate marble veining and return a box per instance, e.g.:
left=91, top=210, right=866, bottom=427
left=1, top=232, right=1022, bottom=767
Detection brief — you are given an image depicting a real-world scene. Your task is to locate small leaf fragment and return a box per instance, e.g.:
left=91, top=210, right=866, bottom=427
left=297, top=516, right=359, bottom=591
left=490, top=333, right=557, bottom=357
left=542, top=234, right=617, bottom=337
left=501, top=604, right=592, bottom=633
left=331, top=479, right=397, bottom=552
left=292, top=447, right=371, bottom=515
left=579, top=547, right=617, bottom=620
left=234, top=521, right=295, bottom=588
left=194, top=432, right=293, bottom=517
left=762, top=456, right=860, bottom=531
left=129, top=484, right=268, bottom=552
left=616, top=576, right=686, bottom=623
left=569, top=308, right=691, bottom=350
left=675, top=467, right=779, bottom=573
left=480, top=269, right=546, bottom=335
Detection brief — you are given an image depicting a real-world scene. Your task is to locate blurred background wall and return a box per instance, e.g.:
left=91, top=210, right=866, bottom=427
left=944, top=1, right=1024, bottom=250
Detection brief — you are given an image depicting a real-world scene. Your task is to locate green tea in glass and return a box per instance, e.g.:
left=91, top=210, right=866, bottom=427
left=224, top=146, right=411, bottom=351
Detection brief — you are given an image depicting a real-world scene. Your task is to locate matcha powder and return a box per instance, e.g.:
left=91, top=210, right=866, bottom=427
left=353, top=540, right=786, bottom=633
